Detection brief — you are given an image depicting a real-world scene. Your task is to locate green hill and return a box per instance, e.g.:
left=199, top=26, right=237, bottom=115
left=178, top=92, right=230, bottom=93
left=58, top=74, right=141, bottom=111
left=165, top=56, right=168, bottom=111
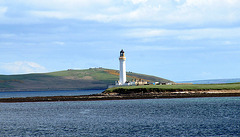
left=0, top=68, right=172, bottom=92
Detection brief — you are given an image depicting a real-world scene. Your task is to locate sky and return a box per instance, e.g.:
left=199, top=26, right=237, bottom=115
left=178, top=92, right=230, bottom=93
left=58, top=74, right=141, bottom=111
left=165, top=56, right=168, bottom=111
left=0, top=0, right=240, bottom=81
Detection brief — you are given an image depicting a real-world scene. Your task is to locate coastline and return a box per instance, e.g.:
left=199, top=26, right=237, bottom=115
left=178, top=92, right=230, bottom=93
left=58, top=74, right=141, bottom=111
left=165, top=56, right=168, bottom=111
left=1, top=90, right=240, bottom=103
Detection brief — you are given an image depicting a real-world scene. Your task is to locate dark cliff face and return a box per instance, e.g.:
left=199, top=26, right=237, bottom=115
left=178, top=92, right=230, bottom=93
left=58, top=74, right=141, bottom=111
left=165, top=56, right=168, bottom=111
left=0, top=68, right=172, bottom=92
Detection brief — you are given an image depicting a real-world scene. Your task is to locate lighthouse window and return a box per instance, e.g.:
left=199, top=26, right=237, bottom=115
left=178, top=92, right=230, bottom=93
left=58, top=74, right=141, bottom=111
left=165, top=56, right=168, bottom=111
left=120, top=50, right=124, bottom=56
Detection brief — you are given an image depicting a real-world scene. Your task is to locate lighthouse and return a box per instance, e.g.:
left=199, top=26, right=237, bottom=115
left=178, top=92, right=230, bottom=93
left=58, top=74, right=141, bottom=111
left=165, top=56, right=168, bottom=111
left=119, top=49, right=126, bottom=85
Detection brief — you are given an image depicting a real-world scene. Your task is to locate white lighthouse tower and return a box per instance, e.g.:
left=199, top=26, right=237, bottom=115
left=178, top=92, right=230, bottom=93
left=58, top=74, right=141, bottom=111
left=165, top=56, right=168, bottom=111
left=119, top=49, right=126, bottom=85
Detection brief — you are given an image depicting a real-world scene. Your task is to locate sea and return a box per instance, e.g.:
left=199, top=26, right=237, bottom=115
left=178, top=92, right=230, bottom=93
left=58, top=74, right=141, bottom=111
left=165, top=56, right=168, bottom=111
left=0, top=90, right=104, bottom=98
left=0, top=94, right=240, bottom=136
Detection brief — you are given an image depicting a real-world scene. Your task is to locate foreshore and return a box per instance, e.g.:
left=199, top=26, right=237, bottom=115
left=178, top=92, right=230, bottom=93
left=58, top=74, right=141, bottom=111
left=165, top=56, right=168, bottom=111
left=1, top=90, right=240, bottom=103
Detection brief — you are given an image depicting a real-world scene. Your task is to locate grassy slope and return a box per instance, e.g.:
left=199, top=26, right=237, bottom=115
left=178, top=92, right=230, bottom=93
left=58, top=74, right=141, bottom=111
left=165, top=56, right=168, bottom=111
left=105, top=83, right=240, bottom=94
left=0, top=68, right=171, bottom=91
left=126, top=72, right=171, bottom=83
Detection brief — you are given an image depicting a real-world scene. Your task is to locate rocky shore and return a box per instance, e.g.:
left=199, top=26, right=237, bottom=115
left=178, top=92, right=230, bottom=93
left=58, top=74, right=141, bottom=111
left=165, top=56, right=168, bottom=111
left=1, top=90, right=240, bottom=103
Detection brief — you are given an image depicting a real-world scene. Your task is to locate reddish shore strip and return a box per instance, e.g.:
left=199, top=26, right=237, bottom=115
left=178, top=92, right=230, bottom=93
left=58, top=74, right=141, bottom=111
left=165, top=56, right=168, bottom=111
left=1, top=92, right=240, bottom=103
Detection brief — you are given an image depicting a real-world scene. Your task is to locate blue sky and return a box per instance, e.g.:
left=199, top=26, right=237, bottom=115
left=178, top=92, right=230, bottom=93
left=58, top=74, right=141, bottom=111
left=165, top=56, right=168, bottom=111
left=0, top=0, right=240, bottom=81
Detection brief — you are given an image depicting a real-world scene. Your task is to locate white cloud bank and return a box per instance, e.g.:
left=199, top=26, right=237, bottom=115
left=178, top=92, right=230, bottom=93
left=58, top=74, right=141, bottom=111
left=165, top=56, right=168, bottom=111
left=129, top=0, right=148, bottom=4
left=1, top=61, right=47, bottom=74
left=127, top=27, right=240, bottom=38
left=1, top=0, right=240, bottom=27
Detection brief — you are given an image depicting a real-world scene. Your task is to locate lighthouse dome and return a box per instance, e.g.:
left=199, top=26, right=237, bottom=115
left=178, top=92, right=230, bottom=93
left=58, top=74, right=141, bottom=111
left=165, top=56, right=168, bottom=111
left=120, top=49, right=125, bottom=57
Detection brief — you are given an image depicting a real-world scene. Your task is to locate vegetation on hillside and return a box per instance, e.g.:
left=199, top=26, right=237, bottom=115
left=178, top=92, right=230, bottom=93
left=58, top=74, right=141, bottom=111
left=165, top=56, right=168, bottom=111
left=104, top=83, right=240, bottom=94
left=0, top=68, right=172, bottom=91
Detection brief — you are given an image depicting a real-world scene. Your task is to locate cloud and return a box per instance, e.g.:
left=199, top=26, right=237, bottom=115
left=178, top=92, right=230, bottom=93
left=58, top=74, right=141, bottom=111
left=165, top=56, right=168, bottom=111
left=30, top=11, right=73, bottom=19
left=86, top=0, right=240, bottom=27
left=1, top=0, right=240, bottom=28
left=1, top=61, right=47, bottom=74
left=130, top=45, right=202, bottom=51
left=169, top=0, right=240, bottom=25
left=0, top=6, right=7, bottom=16
left=124, top=27, right=240, bottom=40
left=128, top=0, right=148, bottom=4
left=124, top=29, right=169, bottom=38
left=0, top=33, right=15, bottom=38
left=24, top=0, right=111, bottom=10
left=53, top=41, right=65, bottom=45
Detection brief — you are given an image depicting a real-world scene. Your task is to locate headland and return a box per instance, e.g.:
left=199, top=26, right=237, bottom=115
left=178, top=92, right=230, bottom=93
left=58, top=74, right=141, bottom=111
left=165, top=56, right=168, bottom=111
left=0, top=68, right=171, bottom=92
left=1, top=83, right=240, bottom=103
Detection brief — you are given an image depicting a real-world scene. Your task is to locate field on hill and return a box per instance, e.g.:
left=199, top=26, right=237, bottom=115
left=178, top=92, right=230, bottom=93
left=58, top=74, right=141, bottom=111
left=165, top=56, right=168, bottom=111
left=0, top=68, right=171, bottom=92
left=105, top=83, right=240, bottom=94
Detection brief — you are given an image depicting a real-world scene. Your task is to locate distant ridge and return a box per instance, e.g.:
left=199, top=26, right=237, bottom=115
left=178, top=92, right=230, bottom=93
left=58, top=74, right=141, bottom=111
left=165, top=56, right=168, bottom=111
left=0, top=68, right=172, bottom=92
left=178, top=78, right=240, bottom=84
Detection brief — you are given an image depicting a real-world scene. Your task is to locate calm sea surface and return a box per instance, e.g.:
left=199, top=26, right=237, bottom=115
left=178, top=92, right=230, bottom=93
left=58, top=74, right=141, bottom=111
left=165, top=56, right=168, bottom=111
left=1, top=97, right=240, bottom=136
left=0, top=90, right=104, bottom=98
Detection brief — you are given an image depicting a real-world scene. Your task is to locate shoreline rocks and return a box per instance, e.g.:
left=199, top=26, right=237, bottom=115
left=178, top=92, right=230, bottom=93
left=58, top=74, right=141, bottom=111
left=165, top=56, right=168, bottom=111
left=1, top=91, right=240, bottom=103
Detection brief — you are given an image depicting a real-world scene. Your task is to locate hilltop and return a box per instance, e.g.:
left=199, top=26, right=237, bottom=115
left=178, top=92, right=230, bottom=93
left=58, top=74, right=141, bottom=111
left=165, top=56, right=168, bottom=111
left=0, top=68, right=172, bottom=92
